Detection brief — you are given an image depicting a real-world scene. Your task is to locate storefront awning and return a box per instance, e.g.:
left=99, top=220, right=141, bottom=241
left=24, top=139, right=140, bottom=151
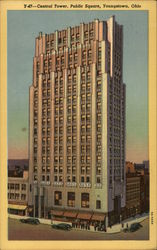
left=91, top=213, right=106, bottom=221
left=8, top=204, right=27, bottom=210
left=64, top=211, right=78, bottom=218
left=77, top=212, right=92, bottom=220
left=51, top=210, right=64, bottom=216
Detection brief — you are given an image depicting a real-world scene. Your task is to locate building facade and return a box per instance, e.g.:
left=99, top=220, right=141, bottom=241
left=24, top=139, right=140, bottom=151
left=125, top=161, right=149, bottom=217
left=8, top=171, right=29, bottom=216
left=125, top=173, right=141, bottom=217
left=28, top=16, right=126, bottom=227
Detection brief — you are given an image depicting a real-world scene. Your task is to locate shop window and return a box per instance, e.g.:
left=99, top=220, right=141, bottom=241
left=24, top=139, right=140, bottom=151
left=81, top=193, right=89, bottom=208
left=54, top=191, right=62, bottom=206
left=67, top=192, right=75, bottom=207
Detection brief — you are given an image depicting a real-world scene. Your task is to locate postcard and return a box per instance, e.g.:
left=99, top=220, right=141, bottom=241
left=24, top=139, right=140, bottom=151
left=0, top=0, right=156, bottom=249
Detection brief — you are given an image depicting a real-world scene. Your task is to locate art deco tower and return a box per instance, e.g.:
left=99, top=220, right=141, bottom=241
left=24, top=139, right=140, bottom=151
left=28, top=16, right=126, bottom=226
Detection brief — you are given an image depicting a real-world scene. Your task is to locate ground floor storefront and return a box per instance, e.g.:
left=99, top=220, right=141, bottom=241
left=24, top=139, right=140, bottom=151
left=8, top=203, right=28, bottom=216
left=50, top=209, right=107, bottom=232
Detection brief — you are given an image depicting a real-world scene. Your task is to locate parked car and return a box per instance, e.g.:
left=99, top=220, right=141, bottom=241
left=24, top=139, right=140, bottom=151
left=129, top=223, right=142, bottom=232
left=51, top=223, right=72, bottom=231
left=20, top=218, right=40, bottom=225
left=123, top=222, right=142, bottom=233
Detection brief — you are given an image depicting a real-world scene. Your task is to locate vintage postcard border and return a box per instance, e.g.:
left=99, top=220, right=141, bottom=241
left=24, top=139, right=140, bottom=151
left=0, top=1, right=156, bottom=249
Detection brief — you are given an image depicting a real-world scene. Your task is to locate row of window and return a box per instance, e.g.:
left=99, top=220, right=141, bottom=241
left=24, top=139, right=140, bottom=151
left=8, top=183, right=27, bottom=190
left=8, top=193, right=26, bottom=200
left=54, top=191, right=101, bottom=209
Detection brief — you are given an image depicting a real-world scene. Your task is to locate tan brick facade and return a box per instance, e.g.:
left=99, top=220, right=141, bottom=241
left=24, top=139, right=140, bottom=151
left=28, top=16, right=126, bottom=226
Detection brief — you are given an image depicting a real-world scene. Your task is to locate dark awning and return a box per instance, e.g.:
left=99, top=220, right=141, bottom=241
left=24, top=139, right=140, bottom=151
left=77, top=212, right=92, bottom=220
left=64, top=211, right=78, bottom=218
left=51, top=210, right=64, bottom=216
left=91, top=213, right=106, bottom=221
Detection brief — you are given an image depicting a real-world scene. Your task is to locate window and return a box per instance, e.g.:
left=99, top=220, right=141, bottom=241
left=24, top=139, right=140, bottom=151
left=42, top=156, right=46, bottom=163
left=58, top=38, right=62, bottom=44
left=86, top=176, right=90, bottom=183
left=74, top=53, right=78, bottom=62
left=15, top=184, right=20, bottom=190
left=59, top=176, right=63, bottom=182
left=96, top=177, right=101, bottom=183
left=54, top=191, right=62, bottom=205
left=81, top=167, right=85, bottom=174
left=10, top=193, right=15, bottom=199
left=76, top=33, right=80, bottom=41
left=81, top=176, right=84, bottom=182
left=86, top=166, right=90, bottom=174
left=42, top=166, right=45, bottom=172
left=34, top=175, right=37, bottom=181
left=67, top=176, right=71, bottom=182
left=98, top=47, right=101, bottom=59
left=67, top=192, right=75, bottom=207
left=15, top=193, right=19, bottom=200
left=21, top=184, right=26, bottom=190
left=96, top=200, right=101, bottom=209
left=72, top=176, right=76, bottom=182
left=21, top=194, right=26, bottom=200
left=88, top=50, right=92, bottom=58
left=81, top=193, right=89, bottom=208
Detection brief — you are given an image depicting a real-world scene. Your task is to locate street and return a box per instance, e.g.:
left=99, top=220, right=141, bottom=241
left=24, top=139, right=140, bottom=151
left=8, top=218, right=149, bottom=240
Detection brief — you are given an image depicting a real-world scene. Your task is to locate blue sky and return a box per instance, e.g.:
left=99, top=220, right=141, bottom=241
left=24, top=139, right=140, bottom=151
left=7, top=10, right=148, bottom=163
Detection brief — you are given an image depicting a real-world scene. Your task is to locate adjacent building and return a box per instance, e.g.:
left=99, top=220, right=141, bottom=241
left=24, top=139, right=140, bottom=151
left=125, top=161, right=149, bottom=217
left=28, top=16, right=126, bottom=227
left=8, top=171, right=29, bottom=216
left=8, top=159, right=29, bottom=172
left=125, top=173, right=141, bottom=217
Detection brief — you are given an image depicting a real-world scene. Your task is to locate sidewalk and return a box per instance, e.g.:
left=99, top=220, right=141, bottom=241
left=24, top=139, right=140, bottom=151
left=106, top=213, right=149, bottom=233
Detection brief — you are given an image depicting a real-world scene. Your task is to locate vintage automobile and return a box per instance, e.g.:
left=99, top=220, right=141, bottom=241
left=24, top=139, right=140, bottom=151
left=51, top=223, right=72, bottom=231
left=20, top=218, right=40, bottom=225
left=123, top=222, right=142, bottom=232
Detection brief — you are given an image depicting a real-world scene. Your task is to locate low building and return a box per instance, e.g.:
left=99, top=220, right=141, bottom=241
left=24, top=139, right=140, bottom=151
left=125, top=173, right=141, bottom=217
left=8, top=171, right=29, bottom=216
left=125, top=161, right=149, bottom=218
left=126, top=161, right=135, bottom=174
left=8, top=159, right=29, bottom=172
left=139, top=171, right=149, bottom=213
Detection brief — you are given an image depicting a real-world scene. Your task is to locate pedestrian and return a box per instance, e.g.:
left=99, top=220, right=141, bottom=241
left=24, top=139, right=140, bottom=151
left=127, top=223, right=128, bottom=228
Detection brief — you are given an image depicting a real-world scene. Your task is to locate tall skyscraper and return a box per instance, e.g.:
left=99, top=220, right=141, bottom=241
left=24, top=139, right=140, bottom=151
left=28, top=16, right=126, bottom=227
